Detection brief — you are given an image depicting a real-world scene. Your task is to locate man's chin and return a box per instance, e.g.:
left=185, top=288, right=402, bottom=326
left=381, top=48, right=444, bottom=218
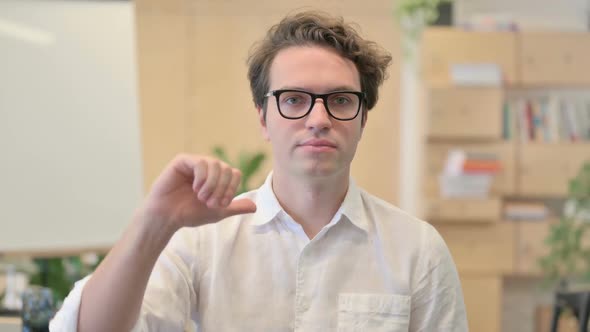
left=296, top=162, right=340, bottom=178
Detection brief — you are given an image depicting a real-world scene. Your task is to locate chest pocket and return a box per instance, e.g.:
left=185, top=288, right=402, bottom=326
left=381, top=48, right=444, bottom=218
left=337, top=293, right=411, bottom=332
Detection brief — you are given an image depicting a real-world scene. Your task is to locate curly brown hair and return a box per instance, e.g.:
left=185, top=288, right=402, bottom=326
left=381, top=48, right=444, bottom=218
left=247, top=11, right=392, bottom=117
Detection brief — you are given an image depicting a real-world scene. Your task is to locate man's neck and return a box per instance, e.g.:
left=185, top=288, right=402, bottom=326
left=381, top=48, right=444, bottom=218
left=271, top=169, right=349, bottom=239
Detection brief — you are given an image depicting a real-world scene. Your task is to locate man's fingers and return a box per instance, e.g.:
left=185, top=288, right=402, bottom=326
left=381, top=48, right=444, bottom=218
left=198, top=161, right=220, bottom=201
left=221, top=198, right=257, bottom=218
left=208, top=167, right=233, bottom=207
left=222, top=169, right=242, bottom=206
left=192, top=159, right=208, bottom=192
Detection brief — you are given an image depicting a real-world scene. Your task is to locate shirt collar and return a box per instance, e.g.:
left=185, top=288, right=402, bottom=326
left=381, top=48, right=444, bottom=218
left=251, top=172, right=369, bottom=233
left=339, top=177, right=369, bottom=233
left=251, top=172, right=283, bottom=226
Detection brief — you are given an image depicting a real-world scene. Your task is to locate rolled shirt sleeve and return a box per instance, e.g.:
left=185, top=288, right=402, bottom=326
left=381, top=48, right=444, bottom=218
left=49, top=228, right=199, bottom=332
left=49, top=275, right=91, bottom=332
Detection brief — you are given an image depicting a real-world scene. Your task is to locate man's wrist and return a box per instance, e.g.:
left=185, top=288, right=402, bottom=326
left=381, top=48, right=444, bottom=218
left=130, top=208, right=179, bottom=255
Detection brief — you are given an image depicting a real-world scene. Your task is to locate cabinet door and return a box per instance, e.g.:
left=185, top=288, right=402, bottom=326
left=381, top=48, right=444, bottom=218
left=517, top=143, right=590, bottom=196
left=519, top=32, right=590, bottom=86
left=434, top=222, right=515, bottom=274
left=514, top=220, right=551, bottom=276
left=428, top=87, right=504, bottom=140
left=424, top=142, right=516, bottom=197
left=421, top=27, right=518, bottom=85
left=461, top=275, right=502, bottom=332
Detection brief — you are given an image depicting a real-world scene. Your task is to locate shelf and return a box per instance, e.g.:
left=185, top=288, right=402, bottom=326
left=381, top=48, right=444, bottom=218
left=425, top=197, right=501, bottom=223
left=424, top=142, right=516, bottom=197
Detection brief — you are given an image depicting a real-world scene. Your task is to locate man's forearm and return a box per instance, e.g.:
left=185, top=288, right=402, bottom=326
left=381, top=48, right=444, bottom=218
left=77, top=210, right=177, bottom=332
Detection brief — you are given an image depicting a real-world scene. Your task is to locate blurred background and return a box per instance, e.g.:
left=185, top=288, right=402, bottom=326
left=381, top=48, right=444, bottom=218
left=1, top=0, right=589, bottom=331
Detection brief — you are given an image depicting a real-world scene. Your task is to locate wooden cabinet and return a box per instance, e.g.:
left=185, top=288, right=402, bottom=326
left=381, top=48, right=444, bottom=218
left=514, top=219, right=590, bottom=276
left=461, top=275, right=503, bottom=332
left=427, top=87, right=504, bottom=140
left=421, top=28, right=518, bottom=86
left=513, top=220, right=551, bottom=275
left=422, top=29, right=590, bottom=87
left=519, top=32, right=590, bottom=86
left=420, top=27, right=590, bottom=332
left=424, top=142, right=515, bottom=197
left=517, top=143, right=590, bottom=196
left=435, top=222, right=515, bottom=274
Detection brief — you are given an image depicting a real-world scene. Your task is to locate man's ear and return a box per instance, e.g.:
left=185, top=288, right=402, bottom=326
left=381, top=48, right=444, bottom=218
left=360, top=109, right=368, bottom=130
left=257, top=106, right=270, bottom=141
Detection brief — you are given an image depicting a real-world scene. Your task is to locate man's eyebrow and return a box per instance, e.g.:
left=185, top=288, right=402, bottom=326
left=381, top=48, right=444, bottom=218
left=278, top=86, right=307, bottom=90
left=326, top=86, right=359, bottom=92
left=278, top=85, right=360, bottom=92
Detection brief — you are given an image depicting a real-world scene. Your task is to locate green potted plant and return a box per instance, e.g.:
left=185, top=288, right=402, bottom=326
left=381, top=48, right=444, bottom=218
left=394, top=0, right=453, bottom=57
left=538, top=161, right=590, bottom=290
left=28, top=253, right=104, bottom=305
left=395, top=0, right=452, bottom=32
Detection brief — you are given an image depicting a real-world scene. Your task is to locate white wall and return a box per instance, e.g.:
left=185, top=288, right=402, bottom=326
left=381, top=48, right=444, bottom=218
left=0, top=0, right=142, bottom=253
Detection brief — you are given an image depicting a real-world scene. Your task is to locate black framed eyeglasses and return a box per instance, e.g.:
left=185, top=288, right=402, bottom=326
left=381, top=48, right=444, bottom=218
left=264, top=89, right=366, bottom=121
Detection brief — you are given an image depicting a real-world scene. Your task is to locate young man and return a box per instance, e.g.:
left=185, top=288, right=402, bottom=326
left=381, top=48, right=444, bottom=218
left=51, top=11, right=467, bottom=332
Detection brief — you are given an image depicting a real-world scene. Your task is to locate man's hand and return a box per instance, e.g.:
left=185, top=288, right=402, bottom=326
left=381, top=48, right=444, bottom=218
left=76, top=153, right=256, bottom=332
left=141, top=154, right=257, bottom=231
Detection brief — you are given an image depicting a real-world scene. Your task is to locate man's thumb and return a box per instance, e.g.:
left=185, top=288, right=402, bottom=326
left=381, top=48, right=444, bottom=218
left=223, top=198, right=257, bottom=217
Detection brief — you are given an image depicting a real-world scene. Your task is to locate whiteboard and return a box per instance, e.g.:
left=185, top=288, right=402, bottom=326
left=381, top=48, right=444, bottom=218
left=0, top=0, right=143, bottom=253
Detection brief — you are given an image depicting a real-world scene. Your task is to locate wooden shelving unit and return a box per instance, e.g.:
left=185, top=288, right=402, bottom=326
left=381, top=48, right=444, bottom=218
left=419, top=27, right=590, bottom=332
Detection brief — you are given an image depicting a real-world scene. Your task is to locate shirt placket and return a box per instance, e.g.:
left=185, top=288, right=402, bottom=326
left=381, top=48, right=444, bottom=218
left=292, top=223, right=336, bottom=331
left=293, top=247, right=309, bottom=331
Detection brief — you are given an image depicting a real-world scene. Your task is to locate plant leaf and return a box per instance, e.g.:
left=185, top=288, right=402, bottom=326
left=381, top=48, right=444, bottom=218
left=212, top=146, right=231, bottom=165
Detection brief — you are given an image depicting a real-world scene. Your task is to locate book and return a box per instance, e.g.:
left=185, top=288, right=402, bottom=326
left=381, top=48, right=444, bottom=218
left=526, top=100, right=535, bottom=141
left=503, top=101, right=512, bottom=140
left=463, top=161, right=502, bottom=173
left=516, top=99, right=529, bottom=142
left=564, top=99, right=579, bottom=142
left=504, top=202, right=549, bottom=221
left=546, top=96, right=560, bottom=143
left=559, top=99, right=570, bottom=142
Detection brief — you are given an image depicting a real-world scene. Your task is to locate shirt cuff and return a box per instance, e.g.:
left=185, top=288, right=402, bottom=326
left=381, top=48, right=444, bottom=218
left=49, top=274, right=92, bottom=332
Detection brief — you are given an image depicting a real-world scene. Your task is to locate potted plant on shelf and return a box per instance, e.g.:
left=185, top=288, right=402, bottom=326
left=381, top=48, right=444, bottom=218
left=394, top=0, right=453, bottom=58
left=538, top=161, right=590, bottom=291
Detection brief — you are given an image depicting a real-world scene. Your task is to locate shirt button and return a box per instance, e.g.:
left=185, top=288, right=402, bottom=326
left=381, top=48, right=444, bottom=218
left=300, top=301, right=310, bottom=312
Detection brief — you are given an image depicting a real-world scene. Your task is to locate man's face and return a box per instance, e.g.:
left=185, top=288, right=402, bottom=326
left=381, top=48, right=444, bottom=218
left=259, top=46, right=366, bottom=178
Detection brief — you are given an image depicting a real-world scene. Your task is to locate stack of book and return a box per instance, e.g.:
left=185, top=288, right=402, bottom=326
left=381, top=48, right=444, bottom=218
left=504, top=202, right=549, bottom=221
left=439, top=149, right=502, bottom=198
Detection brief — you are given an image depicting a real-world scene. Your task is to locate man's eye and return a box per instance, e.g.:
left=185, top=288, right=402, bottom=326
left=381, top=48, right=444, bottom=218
left=331, top=95, right=352, bottom=105
left=284, top=97, right=303, bottom=104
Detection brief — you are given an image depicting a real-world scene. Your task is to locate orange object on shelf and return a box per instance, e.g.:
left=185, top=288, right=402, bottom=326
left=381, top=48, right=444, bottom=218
left=462, top=160, right=503, bottom=173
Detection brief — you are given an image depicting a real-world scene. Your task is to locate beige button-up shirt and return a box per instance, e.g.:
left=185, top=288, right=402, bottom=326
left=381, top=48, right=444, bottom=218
left=50, top=173, right=468, bottom=331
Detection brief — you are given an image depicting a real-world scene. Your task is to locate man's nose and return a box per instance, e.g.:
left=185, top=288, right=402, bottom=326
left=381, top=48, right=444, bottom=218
left=305, top=99, right=332, bottom=130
